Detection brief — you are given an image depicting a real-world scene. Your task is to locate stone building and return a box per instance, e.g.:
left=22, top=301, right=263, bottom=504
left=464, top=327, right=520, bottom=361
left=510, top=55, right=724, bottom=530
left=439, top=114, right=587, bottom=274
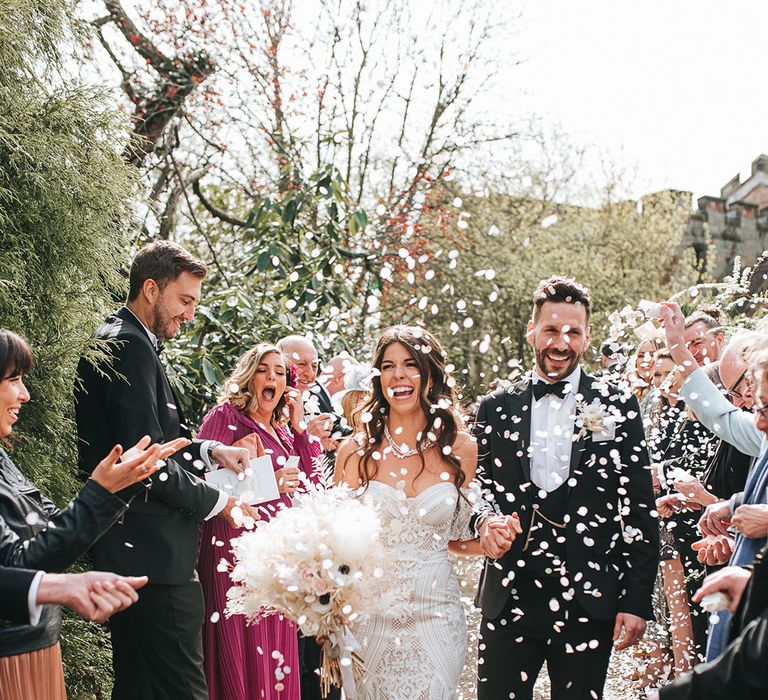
left=678, top=155, right=768, bottom=280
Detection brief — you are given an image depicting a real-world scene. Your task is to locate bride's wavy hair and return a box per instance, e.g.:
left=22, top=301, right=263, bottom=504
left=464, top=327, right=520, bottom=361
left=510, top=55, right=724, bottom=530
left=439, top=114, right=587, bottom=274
left=351, top=325, right=466, bottom=492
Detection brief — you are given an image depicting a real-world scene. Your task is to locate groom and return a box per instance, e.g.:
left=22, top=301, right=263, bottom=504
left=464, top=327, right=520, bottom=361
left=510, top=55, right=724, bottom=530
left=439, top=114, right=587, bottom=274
left=475, top=276, right=659, bottom=699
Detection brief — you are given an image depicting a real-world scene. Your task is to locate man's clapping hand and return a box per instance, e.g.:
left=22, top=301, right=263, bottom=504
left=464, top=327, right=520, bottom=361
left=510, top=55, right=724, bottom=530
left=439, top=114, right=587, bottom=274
left=478, top=513, right=523, bottom=559
left=37, top=571, right=148, bottom=623
left=306, top=413, right=333, bottom=440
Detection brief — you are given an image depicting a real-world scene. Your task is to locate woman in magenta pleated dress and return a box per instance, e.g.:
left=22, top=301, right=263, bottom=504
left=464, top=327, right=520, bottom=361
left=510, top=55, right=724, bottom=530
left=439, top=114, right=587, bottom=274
left=197, top=343, right=322, bottom=700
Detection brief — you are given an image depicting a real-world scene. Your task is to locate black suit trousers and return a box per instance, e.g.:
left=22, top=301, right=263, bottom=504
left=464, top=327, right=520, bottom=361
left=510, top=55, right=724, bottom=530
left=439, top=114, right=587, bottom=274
left=298, top=633, right=341, bottom=700
left=110, top=581, right=207, bottom=700
left=477, top=575, right=614, bottom=700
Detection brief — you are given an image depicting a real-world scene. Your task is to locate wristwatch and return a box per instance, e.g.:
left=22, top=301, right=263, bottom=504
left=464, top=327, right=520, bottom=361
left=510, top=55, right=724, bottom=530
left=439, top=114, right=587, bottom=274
left=206, top=440, right=223, bottom=463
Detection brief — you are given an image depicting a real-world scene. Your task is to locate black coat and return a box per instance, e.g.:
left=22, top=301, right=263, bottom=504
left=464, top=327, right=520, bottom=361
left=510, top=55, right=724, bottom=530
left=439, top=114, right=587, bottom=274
left=0, top=448, right=130, bottom=657
left=0, top=566, right=36, bottom=626
left=660, top=546, right=768, bottom=700
left=474, top=371, right=659, bottom=621
left=74, top=307, right=220, bottom=585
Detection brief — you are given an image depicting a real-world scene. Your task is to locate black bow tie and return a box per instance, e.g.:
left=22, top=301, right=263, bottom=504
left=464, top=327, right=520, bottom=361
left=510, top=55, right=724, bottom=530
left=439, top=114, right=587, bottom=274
left=155, top=341, right=164, bottom=356
left=533, top=380, right=568, bottom=401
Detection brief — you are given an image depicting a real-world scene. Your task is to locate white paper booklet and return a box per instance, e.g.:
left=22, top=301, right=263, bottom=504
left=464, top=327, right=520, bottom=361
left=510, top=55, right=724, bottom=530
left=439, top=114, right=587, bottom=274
left=205, top=455, right=280, bottom=505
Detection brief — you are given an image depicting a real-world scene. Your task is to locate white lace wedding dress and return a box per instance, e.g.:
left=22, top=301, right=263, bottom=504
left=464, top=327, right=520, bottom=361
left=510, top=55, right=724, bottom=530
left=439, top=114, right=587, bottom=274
left=353, top=480, right=475, bottom=700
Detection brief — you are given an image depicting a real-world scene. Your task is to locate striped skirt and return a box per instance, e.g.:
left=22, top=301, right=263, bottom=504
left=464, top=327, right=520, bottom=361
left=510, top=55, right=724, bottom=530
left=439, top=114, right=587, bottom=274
left=0, top=641, right=67, bottom=699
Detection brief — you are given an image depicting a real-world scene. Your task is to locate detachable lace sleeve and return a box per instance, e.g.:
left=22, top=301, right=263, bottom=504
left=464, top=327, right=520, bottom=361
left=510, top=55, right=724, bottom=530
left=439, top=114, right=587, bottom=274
left=449, top=481, right=482, bottom=541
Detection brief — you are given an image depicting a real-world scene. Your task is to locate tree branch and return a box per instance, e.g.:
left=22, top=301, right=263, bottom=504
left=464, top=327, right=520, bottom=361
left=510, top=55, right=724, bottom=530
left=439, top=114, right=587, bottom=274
left=103, top=0, right=172, bottom=74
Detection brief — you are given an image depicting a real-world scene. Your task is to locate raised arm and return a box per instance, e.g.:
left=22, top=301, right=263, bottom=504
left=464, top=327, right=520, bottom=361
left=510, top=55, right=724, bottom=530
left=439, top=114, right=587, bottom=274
left=661, top=302, right=763, bottom=457
left=0, top=479, right=129, bottom=572
left=680, top=368, right=762, bottom=457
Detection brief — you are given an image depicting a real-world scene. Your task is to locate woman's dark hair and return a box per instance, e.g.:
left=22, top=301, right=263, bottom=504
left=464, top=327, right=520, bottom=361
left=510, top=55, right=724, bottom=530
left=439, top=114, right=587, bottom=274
left=349, top=325, right=466, bottom=493
left=0, top=330, right=32, bottom=380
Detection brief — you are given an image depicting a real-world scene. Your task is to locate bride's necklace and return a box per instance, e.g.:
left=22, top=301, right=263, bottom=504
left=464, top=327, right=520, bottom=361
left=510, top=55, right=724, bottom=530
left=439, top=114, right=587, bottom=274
left=383, top=423, right=434, bottom=459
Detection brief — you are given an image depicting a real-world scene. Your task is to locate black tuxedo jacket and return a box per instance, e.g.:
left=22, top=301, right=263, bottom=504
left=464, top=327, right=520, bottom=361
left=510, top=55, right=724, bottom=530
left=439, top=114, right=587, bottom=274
left=474, top=371, right=659, bottom=622
left=75, top=307, right=220, bottom=585
left=311, top=381, right=334, bottom=415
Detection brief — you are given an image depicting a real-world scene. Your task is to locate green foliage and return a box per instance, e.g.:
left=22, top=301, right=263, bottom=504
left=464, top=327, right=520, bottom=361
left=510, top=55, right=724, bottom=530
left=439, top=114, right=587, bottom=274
left=166, top=165, right=377, bottom=423
left=380, top=187, right=701, bottom=397
left=0, top=0, right=136, bottom=694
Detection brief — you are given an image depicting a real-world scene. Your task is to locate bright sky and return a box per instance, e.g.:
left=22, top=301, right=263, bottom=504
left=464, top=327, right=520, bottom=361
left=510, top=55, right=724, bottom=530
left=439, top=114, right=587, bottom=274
left=508, top=0, right=768, bottom=201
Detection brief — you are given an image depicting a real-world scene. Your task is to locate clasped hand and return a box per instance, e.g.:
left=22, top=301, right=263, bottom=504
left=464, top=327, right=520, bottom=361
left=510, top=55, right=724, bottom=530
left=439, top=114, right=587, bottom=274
left=478, top=513, right=523, bottom=559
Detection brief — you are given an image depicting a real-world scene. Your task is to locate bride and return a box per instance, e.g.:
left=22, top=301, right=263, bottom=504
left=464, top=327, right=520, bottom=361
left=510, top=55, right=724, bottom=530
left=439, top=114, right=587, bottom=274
left=334, top=325, right=520, bottom=699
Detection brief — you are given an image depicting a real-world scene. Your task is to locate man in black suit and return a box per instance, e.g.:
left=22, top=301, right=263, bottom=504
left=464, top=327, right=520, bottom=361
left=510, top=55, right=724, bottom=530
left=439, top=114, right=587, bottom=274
left=75, top=241, right=257, bottom=700
left=474, top=276, right=659, bottom=700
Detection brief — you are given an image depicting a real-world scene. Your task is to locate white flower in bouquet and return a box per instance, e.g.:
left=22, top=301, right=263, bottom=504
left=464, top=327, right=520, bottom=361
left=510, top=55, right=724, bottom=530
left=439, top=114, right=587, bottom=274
left=226, top=485, right=389, bottom=697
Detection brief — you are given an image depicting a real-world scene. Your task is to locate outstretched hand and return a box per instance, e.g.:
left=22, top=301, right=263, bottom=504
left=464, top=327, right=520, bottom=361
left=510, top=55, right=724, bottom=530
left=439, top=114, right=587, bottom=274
left=659, top=302, right=685, bottom=347
left=660, top=301, right=699, bottom=379
left=698, top=500, right=733, bottom=537
left=91, top=436, right=175, bottom=493
left=692, top=535, right=733, bottom=566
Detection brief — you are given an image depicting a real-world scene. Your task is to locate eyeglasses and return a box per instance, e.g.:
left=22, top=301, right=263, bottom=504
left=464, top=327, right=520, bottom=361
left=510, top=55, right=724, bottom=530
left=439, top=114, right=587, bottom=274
left=752, top=402, right=768, bottom=417
left=726, top=369, right=749, bottom=400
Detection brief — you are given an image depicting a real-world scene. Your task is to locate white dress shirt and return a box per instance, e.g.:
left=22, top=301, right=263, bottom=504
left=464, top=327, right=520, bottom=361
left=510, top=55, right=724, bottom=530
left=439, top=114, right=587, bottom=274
left=27, top=570, right=45, bottom=625
left=123, top=306, right=226, bottom=520
left=529, top=366, right=581, bottom=493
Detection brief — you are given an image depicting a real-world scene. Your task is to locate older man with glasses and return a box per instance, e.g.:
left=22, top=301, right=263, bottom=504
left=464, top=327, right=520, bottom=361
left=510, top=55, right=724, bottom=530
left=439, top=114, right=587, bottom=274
left=661, top=302, right=768, bottom=660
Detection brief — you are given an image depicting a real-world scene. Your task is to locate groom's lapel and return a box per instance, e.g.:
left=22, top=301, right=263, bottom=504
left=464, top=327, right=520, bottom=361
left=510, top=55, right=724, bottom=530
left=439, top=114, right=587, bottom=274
left=566, top=369, right=597, bottom=501
left=505, top=376, right=533, bottom=484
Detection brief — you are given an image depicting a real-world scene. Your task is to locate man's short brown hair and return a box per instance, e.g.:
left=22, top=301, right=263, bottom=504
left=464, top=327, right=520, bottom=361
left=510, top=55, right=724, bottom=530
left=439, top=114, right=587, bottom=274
left=532, top=275, right=592, bottom=322
left=128, top=241, right=207, bottom=302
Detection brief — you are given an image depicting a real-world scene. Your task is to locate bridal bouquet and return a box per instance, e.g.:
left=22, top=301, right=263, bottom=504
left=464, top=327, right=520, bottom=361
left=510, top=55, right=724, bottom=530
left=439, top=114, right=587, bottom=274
left=226, top=485, right=387, bottom=698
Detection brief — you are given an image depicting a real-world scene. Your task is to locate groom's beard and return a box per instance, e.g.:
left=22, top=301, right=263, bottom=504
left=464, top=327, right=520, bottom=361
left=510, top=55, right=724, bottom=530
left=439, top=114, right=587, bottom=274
left=150, top=301, right=182, bottom=341
left=534, top=346, right=581, bottom=382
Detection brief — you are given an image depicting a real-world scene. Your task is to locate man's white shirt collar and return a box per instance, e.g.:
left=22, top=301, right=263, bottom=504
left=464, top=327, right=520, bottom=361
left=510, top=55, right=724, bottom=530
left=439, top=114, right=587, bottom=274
left=124, top=306, right=160, bottom=350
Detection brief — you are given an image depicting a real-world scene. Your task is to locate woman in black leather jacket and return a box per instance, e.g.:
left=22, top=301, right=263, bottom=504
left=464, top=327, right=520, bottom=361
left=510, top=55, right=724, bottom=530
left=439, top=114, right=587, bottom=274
left=0, top=329, right=184, bottom=699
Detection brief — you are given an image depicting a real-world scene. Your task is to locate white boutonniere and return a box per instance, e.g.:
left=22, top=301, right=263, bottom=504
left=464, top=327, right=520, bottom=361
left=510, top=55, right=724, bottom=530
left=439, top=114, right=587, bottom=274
left=574, top=398, right=617, bottom=442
